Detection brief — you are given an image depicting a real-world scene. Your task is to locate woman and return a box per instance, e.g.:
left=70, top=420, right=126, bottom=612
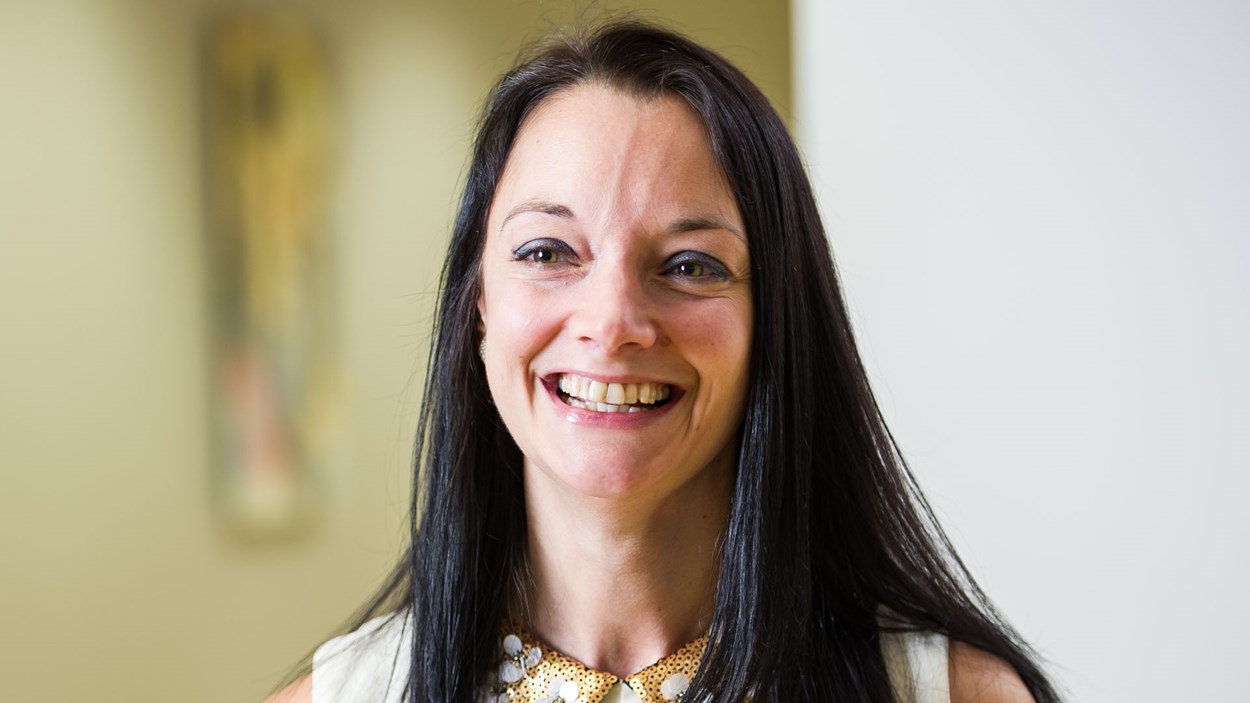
left=272, top=20, right=1059, bottom=703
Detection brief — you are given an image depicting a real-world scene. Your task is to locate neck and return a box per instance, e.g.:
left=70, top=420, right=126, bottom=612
left=520, top=461, right=732, bottom=678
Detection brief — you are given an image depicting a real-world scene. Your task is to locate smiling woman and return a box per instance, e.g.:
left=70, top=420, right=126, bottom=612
left=269, top=19, right=1059, bottom=703
left=480, top=85, right=751, bottom=513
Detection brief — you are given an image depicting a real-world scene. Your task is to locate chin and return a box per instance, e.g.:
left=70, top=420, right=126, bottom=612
left=528, top=453, right=671, bottom=501
left=570, top=464, right=661, bottom=500
left=534, top=446, right=735, bottom=508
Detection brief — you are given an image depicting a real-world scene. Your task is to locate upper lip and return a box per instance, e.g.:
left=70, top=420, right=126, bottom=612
left=541, top=370, right=684, bottom=389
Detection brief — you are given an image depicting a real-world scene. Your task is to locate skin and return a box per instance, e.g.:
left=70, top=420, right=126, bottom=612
left=950, top=642, right=1037, bottom=702
left=478, top=84, right=752, bottom=677
left=266, top=676, right=310, bottom=703
left=265, top=84, right=1036, bottom=703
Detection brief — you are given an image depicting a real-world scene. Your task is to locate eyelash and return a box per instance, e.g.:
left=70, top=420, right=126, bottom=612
left=663, top=252, right=730, bottom=280
left=512, top=238, right=575, bottom=265
left=511, top=239, right=731, bottom=282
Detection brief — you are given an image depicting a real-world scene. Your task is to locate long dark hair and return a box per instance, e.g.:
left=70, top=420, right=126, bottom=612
left=350, top=19, right=1059, bottom=703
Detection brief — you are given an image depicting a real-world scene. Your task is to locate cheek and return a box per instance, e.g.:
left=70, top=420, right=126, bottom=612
left=672, top=297, right=752, bottom=364
left=669, top=297, right=753, bottom=422
left=482, top=280, right=564, bottom=380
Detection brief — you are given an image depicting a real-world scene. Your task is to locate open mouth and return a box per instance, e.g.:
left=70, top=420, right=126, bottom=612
left=553, top=373, right=677, bottom=413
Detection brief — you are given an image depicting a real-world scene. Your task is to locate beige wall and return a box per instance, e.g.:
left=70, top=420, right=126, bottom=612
left=0, top=1, right=787, bottom=701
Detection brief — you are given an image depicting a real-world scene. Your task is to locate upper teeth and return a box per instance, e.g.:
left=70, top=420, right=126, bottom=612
left=557, top=374, right=671, bottom=406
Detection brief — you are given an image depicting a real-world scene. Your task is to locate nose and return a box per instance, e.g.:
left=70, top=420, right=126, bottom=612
left=569, top=265, right=659, bottom=353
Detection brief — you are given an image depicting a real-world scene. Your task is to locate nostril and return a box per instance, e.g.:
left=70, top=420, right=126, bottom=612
left=574, top=309, right=658, bottom=351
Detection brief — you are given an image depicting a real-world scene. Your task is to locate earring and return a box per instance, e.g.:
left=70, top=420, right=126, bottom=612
left=479, top=338, right=487, bottom=362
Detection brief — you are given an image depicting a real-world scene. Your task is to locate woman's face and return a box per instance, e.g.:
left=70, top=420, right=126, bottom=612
left=478, top=84, right=752, bottom=506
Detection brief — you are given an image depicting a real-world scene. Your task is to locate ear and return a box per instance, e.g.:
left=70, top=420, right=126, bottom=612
left=476, top=291, right=486, bottom=336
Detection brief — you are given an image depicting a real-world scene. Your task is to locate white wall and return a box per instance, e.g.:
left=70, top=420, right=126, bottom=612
left=794, top=1, right=1249, bottom=700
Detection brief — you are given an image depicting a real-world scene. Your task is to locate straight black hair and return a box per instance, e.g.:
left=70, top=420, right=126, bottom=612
left=347, top=19, right=1060, bottom=703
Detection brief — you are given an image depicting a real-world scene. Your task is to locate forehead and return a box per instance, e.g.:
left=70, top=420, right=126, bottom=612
left=488, top=83, right=742, bottom=234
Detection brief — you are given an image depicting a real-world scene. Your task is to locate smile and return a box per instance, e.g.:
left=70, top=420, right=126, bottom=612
left=555, top=373, right=674, bottom=413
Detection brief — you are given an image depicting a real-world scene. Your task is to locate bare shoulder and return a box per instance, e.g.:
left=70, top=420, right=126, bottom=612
left=948, top=641, right=1035, bottom=703
left=265, top=675, right=312, bottom=703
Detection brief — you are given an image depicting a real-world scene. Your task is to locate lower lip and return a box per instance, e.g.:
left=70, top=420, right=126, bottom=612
left=542, top=378, right=680, bottom=428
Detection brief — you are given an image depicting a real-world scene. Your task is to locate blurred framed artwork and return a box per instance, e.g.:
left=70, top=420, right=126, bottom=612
left=201, top=15, right=341, bottom=539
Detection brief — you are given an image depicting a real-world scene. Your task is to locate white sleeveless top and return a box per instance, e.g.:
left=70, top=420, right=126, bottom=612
left=312, top=612, right=950, bottom=703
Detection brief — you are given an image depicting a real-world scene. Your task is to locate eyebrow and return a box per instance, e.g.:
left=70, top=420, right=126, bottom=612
left=500, top=199, right=744, bottom=242
left=668, top=215, right=745, bottom=243
left=500, top=200, right=575, bottom=228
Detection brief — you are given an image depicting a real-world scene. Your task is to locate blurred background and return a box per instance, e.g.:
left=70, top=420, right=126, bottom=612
left=2, top=1, right=1246, bottom=702
left=0, top=1, right=788, bottom=701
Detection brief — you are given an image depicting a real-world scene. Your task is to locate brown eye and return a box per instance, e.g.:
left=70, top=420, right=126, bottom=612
left=513, top=238, right=572, bottom=265
left=675, top=261, right=705, bottom=277
left=664, top=252, right=730, bottom=282
left=531, top=248, right=559, bottom=264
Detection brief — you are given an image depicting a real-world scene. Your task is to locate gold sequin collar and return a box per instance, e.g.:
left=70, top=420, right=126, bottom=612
left=483, top=624, right=707, bottom=702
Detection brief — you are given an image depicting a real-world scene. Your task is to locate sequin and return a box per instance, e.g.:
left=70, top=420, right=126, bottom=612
left=488, top=622, right=707, bottom=702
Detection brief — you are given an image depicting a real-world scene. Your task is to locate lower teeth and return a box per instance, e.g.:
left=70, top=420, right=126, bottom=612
left=564, top=395, right=647, bottom=413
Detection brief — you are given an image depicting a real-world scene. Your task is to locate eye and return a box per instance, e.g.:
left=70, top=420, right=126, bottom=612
left=674, top=261, right=706, bottom=277
left=664, top=252, right=729, bottom=281
left=530, top=248, right=560, bottom=264
left=513, top=238, right=574, bottom=265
